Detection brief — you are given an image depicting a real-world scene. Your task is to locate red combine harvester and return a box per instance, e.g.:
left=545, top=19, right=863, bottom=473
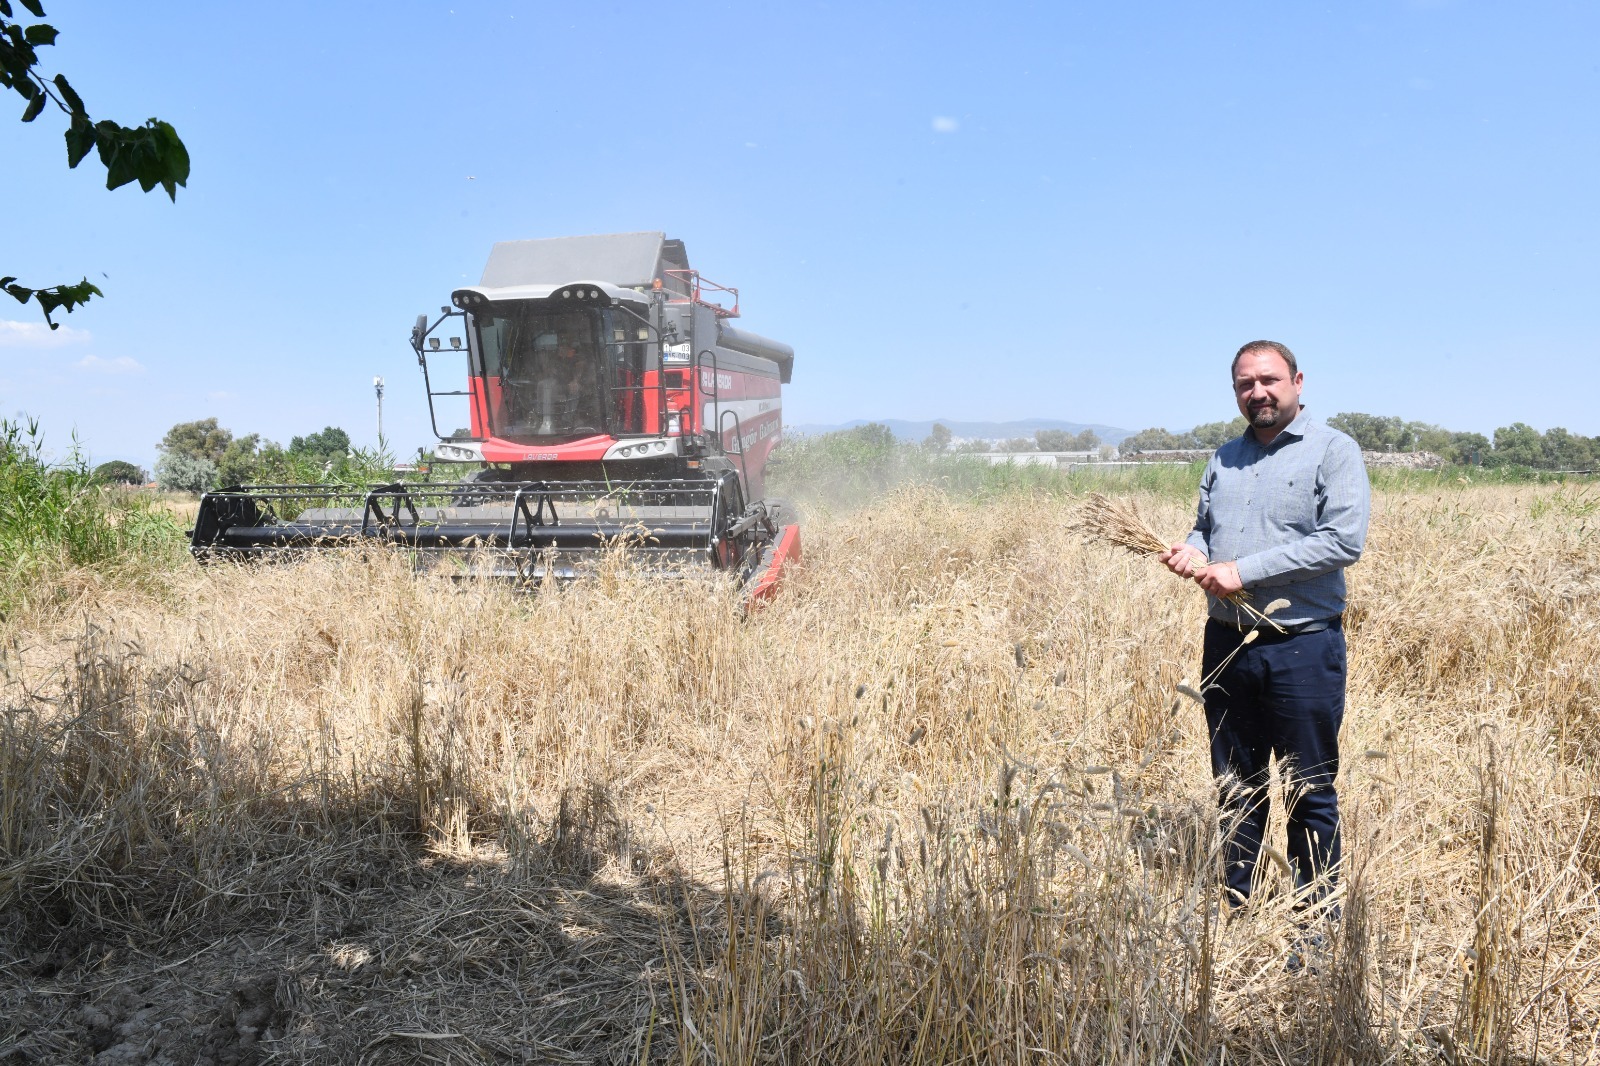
left=190, top=233, right=801, bottom=601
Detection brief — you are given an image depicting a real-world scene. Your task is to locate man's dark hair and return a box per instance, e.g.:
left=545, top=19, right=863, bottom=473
left=1232, top=340, right=1298, bottom=378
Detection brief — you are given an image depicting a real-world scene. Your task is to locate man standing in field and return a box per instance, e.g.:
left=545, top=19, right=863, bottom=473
left=1158, top=340, right=1370, bottom=916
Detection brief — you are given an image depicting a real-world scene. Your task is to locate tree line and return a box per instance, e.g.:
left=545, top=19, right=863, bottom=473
left=143, top=418, right=357, bottom=492
left=921, top=425, right=1103, bottom=453
left=1122, top=413, right=1597, bottom=470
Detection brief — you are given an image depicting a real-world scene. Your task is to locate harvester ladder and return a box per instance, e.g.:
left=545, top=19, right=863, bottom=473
left=414, top=308, right=487, bottom=445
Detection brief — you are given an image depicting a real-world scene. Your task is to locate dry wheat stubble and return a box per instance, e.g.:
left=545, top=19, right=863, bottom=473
left=0, top=483, right=1596, bottom=1062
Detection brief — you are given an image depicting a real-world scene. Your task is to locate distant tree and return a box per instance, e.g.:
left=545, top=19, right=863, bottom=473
left=159, top=417, right=232, bottom=464
left=216, top=433, right=265, bottom=486
left=1542, top=427, right=1594, bottom=470
left=1491, top=422, right=1544, bottom=468
left=1000, top=437, right=1036, bottom=453
left=1445, top=432, right=1491, bottom=466
left=1191, top=417, right=1247, bottom=448
left=290, top=426, right=352, bottom=461
left=1409, top=422, right=1455, bottom=456
left=923, top=422, right=952, bottom=452
left=91, top=459, right=146, bottom=485
left=155, top=452, right=216, bottom=494
left=2, top=1, right=190, bottom=327
left=845, top=423, right=895, bottom=452
left=1034, top=428, right=1101, bottom=451
left=953, top=438, right=989, bottom=453
left=1119, top=427, right=1189, bottom=453
left=1327, top=413, right=1414, bottom=452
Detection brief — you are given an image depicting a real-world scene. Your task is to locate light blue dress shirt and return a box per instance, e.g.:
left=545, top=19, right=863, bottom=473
left=1184, top=409, right=1371, bottom=627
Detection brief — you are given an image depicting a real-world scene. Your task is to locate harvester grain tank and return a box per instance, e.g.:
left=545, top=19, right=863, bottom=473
left=190, top=233, right=801, bottom=599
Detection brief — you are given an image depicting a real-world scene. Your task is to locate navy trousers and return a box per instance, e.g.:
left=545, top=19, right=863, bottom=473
left=1201, top=619, right=1346, bottom=909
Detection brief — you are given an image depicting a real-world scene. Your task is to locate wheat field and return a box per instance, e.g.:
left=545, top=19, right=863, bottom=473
left=2, top=482, right=1597, bottom=1064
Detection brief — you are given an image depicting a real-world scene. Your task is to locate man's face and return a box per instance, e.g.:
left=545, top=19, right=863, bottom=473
left=1232, top=349, right=1303, bottom=435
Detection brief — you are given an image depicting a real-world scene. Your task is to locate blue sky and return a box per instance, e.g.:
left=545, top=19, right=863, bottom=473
left=3, top=1, right=1597, bottom=468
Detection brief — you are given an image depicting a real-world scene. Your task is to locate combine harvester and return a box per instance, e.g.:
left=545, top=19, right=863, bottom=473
left=190, top=233, right=801, bottom=602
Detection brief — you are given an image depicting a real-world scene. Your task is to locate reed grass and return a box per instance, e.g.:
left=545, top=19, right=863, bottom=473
left=0, top=482, right=1596, bottom=1062
left=0, top=418, right=186, bottom=617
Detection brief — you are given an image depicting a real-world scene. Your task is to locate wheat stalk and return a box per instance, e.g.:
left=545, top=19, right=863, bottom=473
left=1073, top=492, right=1284, bottom=632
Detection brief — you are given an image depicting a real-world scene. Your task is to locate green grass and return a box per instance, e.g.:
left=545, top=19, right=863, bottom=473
left=0, top=418, right=187, bottom=616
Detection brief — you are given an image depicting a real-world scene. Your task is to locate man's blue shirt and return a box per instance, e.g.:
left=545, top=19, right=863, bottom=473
left=1184, top=409, right=1371, bottom=627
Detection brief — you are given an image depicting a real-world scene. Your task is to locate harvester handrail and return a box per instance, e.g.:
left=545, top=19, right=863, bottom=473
left=662, top=269, right=739, bottom=318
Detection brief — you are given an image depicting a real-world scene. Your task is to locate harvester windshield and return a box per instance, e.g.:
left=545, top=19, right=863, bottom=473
left=473, top=305, right=651, bottom=442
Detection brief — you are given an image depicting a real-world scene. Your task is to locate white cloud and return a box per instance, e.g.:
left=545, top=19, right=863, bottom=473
left=932, top=116, right=960, bottom=133
left=75, top=355, right=145, bottom=375
left=0, top=319, right=92, bottom=348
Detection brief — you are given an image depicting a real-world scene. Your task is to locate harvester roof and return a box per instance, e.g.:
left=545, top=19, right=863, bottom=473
left=480, top=231, right=689, bottom=290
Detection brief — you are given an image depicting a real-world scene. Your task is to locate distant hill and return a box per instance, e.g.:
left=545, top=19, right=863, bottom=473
left=787, top=418, right=1135, bottom=446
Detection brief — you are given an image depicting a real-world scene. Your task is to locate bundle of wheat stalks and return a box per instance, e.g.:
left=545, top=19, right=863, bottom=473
left=1073, top=492, right=1283, bottom=631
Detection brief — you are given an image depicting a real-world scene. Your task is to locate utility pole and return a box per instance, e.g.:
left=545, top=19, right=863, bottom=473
left=374, top=376, right=385, bottom=443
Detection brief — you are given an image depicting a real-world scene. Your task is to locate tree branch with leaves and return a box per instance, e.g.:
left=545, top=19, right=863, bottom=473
left=1, top=0, right=189, bottom=327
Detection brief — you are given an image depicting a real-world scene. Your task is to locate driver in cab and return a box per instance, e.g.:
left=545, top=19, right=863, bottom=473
left=535, top=335, right=600, bottom=427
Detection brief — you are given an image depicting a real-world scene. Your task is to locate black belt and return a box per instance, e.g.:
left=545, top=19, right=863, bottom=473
left=1209, top=615, right=1342, bottom=636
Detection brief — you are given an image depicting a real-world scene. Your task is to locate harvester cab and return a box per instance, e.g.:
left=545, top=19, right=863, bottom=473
left=191, top=233, right=801, bottom=600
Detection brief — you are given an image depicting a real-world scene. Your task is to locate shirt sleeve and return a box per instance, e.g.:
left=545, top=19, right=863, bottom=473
left=1234, top=436, right=1370, bottom=588
left=1185, top=459, right=1216, bottom=558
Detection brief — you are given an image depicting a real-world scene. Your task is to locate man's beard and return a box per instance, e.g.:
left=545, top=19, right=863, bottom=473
left=1248, top=403, right=1282, bottom=428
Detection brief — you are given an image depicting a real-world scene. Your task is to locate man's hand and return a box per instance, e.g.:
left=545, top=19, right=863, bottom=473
left=1158, top=543, right=1206, bottom=578
left=1196, top=561, right=1244, bottom=598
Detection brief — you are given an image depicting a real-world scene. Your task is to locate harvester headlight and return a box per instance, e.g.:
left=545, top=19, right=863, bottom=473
left=450, top=337, right=461, bottom=349
left=562, top=289, right=571, bottom=299
left=429, top=338, right=440, bottom=350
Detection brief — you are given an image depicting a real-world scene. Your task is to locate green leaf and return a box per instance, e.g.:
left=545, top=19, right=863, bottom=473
left=20, top=86, right=42, bottom=120
left=2, top=277, right=103, bottom=329
left=63, top=111, right=93, bottom=167
left=92, top=119, right=188, bottom=198
left=23, top=22, right=55, bottom=46
left=18, top=0, right=45, bottom=16
left=52, top=71, right=81, bottom=113
left=0, top=3, right=14, bottom=20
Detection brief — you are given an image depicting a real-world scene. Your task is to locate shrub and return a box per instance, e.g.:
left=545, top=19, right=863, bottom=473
left=155, top=451, right=218, bottom=494
left=91, top=459, right=148, bottom=485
